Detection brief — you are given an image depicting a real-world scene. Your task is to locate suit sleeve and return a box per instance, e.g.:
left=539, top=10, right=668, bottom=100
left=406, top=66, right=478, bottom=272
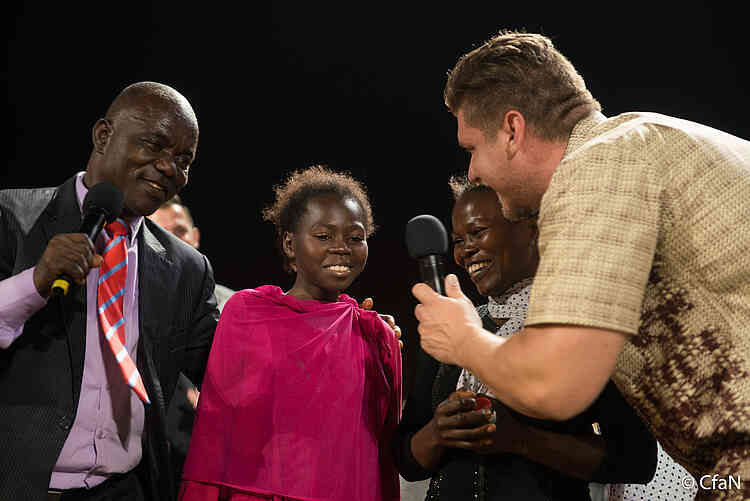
left=180, top=254, right=219, bottom=390
left=0, top=204, right=47, bottom=348
left=0, top=269, right=48, bottom=348
left=0, top=203, right=15, bottom=282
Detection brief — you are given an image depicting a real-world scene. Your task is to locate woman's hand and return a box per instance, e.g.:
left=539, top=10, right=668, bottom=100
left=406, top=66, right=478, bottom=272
left=360, top=297, right=403, bottom=350
left=470, top=396, right=527, bottom=455
left=429, top=391, right=497, bottom=450
left=409, top=390, right=494, bottom=471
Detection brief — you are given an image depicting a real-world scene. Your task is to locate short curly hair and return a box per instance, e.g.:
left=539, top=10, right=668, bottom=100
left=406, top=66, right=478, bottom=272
left=448, top=174, right=496, bottom=202
left=262, top=165, right=376, bottom=273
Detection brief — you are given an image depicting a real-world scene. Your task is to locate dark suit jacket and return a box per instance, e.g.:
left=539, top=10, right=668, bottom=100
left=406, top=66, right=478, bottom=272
left=0, top=175, right=219, bottom=501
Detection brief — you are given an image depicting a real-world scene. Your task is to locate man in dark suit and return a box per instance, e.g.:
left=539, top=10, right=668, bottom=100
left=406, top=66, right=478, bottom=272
left=0, top=82, right=218, bottom=501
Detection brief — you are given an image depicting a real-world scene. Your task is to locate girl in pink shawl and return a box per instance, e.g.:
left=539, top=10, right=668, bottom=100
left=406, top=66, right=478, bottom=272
left=180, top=166, right=402, bottom=501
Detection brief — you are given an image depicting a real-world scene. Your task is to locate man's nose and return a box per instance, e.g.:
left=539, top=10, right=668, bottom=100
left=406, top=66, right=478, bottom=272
left=467, top=161, right=480, bottom=184
left=155, top=155, right=177, bottom=177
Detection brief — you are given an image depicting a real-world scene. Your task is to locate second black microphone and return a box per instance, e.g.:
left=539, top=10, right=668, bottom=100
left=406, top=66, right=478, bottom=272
left=405, top=214, right=449, bottom=295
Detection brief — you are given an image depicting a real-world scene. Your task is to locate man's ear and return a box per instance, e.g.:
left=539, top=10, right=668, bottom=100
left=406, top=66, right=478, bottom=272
left=503, top=110, right=526, bottom=158
left=92, top=118, right=113, bottom=154
left=191, top=227, right=201, bottom=249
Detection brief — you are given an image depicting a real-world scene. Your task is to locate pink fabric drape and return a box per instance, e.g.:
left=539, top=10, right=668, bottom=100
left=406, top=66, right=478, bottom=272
left=181, top=286, right=401, bottom=501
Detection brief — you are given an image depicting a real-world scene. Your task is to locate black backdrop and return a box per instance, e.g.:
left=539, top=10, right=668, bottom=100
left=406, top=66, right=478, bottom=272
left=4, top=2, right=748, bottom=393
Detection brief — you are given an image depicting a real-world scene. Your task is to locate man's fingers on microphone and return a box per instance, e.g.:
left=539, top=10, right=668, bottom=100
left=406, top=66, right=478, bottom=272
left=411, top=282, right=438, bottom=303
left=444, top=274, right=464, bottom=299
left=65, top=261, right=86, bottom=284
left=414, top=303, right=424, bottom=322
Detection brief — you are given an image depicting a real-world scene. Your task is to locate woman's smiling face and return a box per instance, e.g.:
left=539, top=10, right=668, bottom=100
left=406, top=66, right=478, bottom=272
left=451, top=188, right=538, bottom=298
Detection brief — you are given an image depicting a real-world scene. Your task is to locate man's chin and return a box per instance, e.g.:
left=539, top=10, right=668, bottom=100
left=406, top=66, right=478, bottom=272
left=501, top=203, right=539, bottom=222
left=123, top=201, right=159, bottom=219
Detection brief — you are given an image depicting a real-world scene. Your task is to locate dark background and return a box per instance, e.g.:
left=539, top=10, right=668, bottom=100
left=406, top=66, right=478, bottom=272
left=4, top=3, right=747, bottom=393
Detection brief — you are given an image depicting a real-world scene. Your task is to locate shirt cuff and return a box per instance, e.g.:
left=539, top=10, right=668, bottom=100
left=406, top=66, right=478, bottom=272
left=0, top=267, right=48, bottom=348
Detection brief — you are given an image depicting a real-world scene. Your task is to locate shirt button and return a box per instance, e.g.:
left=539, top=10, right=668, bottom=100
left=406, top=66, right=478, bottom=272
left=58, top=416, right=71, bottom=430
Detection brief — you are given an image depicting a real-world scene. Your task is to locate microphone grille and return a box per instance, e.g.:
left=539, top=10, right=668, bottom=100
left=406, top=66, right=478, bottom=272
left=405, top=214, right=449, bottom=259
left=82, top=182, right=125, bottom=222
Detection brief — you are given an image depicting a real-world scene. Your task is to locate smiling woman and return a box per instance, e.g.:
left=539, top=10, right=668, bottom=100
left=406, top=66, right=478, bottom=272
left=394, top=175, right=660, bottom=500
left=449, top=179, right=538, bottom=298
left=179, top=165, right=402, bottom=501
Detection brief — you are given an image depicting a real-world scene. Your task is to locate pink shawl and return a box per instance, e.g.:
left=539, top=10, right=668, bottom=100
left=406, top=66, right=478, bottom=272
left=181, top=286, right=402, bottom=501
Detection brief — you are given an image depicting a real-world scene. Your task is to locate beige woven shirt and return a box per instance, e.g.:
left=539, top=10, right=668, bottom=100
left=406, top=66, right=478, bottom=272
left=526, top=111, right=750, bottom=498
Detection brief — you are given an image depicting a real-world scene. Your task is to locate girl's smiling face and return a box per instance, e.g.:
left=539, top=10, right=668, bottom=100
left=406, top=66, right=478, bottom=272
left=283, top=193, right=368, bottom=302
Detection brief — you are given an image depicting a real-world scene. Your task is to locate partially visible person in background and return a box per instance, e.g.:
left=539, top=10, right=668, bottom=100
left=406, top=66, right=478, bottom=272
left=149, top=195, right=235, bottom=311
left=396, top=178, right=658, bottom=500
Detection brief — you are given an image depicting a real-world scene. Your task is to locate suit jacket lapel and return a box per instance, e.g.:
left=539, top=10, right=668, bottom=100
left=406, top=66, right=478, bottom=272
left=136, top=222, right=176, bottom=500
left=136, top=222, right=172, bottom=408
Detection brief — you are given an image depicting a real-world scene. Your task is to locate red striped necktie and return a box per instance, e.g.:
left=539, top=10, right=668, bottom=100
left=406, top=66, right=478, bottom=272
left=97, top=218, right=150, bottom=404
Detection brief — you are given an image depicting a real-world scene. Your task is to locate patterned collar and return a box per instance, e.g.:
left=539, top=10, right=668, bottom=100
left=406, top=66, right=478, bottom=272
left=486, top=277, right=534, bottom=322
left=458, top=278, right=534, bottom=395
left=563, top=111, right=607, bottom=159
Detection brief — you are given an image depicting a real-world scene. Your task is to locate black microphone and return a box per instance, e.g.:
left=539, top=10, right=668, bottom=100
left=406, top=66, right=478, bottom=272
left=405, top=214, right=449, bottom=295
left=51, top=182, right=125, bottom=296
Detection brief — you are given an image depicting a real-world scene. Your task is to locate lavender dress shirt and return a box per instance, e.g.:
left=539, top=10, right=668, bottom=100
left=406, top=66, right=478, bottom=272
left=0, top=172, right=146, bottom=489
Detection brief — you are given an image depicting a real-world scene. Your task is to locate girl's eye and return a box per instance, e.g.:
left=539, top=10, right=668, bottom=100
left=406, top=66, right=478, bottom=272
left=472, top=227, right=487, bottom=236
left=315, top=234, right=330, bottom=240
left=351, top=236, right=364, bottom=242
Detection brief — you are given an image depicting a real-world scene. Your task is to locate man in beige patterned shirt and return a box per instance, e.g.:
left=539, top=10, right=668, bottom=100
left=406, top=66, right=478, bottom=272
left=411, top=31, right=749, bottom=500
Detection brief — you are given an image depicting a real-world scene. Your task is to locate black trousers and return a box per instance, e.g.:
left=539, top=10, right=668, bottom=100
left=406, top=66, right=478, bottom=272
left=48, top=470, right=145, bottom=501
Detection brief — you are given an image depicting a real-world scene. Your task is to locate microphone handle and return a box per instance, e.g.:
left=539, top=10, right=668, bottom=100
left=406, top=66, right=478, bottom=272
left=418, top=254, right=446, bottom=295
left=51, top=211, right=108, bottom=297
